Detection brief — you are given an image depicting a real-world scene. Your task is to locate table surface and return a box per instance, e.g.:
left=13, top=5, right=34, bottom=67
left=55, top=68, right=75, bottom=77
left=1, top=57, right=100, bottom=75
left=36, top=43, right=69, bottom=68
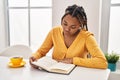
left=0, top=56, right=110, bottom=80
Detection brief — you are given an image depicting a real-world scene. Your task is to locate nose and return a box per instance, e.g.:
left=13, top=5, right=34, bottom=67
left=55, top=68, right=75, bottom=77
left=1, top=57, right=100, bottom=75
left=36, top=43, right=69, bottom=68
left=65, top=26, right=70, bottom=31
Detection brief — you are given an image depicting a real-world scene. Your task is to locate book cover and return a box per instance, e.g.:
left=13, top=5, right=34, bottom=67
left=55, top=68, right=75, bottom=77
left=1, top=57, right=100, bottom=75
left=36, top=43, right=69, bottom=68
left=32, top=56, right=76, bottom=74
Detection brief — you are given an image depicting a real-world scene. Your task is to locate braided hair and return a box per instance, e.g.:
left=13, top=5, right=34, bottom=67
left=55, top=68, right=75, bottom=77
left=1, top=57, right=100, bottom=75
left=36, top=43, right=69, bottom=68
left=61, top=4, right=88, bottom=31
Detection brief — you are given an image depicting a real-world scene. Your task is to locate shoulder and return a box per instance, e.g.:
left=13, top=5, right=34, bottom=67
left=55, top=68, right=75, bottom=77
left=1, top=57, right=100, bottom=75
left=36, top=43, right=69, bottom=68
left=52, top=26, right=62, bottom=30
left=48, top=26, right=62, bottom=35
left=50, top=26, right=62, bottom=33
left=80, top=30, right=94, bottom=38
left=80, top=30, right=97, bottom=43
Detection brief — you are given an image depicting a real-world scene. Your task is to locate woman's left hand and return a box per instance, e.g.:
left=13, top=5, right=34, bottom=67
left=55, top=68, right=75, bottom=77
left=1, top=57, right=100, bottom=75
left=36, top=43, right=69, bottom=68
left=57, top=58, right=73, bottom=64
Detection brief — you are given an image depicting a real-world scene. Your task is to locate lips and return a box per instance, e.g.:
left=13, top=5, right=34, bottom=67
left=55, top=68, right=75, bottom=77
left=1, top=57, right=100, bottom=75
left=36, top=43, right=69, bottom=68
left=64, top=30, right=69, bottom=34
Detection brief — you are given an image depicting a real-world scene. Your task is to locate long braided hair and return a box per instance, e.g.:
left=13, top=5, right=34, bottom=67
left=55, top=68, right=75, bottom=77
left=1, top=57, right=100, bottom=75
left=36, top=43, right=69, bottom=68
left=61, top=4, right=88, bottom=31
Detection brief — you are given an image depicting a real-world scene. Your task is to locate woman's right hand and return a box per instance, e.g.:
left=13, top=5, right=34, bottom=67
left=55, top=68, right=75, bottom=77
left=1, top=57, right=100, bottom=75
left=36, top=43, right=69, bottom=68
left=29, top=56, right=39, bottom=69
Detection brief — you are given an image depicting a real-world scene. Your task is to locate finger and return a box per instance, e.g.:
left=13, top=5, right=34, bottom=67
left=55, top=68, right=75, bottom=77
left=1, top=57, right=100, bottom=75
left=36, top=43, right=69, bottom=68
left=30, top=57, right=37, bottom=62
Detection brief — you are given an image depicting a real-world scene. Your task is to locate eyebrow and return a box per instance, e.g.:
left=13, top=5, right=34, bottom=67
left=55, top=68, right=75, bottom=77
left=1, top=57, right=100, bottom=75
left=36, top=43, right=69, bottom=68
left=63, top=20, right=76, bottom=27
left=63, top=20, right=67, bottom=23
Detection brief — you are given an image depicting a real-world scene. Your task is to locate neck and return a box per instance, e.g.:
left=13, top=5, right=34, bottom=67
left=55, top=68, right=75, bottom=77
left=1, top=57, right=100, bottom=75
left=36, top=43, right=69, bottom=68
left=63, top=29, right=80, bottom=38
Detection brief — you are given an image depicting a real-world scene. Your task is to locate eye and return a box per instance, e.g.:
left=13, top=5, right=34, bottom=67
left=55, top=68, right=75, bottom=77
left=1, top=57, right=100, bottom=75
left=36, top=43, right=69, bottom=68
left=71, top=26, right=76, bottom=29
left=63, top=23, right=67, bottom=26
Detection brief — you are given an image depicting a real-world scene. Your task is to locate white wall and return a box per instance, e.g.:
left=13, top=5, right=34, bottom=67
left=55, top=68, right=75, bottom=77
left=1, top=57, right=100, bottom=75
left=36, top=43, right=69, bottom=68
left=52, top=0, right=101, bottom=43
left=0, top=0, right=7, bottom=51
left=0, top=0, right=108, bottom=52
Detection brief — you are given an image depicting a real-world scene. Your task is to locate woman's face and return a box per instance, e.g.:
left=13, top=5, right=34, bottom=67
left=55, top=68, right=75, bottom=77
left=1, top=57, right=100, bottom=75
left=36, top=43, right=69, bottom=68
left=61, top=14, right=81, bottom=36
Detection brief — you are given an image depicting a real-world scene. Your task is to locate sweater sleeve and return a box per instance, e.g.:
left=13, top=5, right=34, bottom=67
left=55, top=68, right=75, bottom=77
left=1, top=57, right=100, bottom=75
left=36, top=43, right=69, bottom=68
left=73, top=35, right=108, bottom=69
left=32, top=30, right=53, bottom=59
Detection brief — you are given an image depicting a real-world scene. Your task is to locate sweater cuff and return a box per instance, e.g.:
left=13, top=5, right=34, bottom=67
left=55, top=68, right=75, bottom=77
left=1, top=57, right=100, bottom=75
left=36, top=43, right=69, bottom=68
left=73, top=57, right=80, bottom=65
left=32, top=52, right=41, bottom=59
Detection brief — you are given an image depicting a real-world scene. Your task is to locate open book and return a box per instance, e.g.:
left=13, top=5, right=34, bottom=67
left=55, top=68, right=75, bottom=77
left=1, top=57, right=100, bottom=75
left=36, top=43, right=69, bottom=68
left=32, top=56, right=76, bottom=74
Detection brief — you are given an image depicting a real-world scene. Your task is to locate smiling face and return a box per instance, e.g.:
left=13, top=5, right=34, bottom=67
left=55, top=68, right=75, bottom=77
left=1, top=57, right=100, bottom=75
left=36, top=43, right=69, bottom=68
left=61, top=14, right=81, bottom=36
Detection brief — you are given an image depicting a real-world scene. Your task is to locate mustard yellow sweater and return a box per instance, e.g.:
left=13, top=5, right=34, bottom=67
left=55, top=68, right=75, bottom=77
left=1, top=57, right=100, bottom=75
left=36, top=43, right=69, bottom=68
left=33, top=26, right=107, bottom=69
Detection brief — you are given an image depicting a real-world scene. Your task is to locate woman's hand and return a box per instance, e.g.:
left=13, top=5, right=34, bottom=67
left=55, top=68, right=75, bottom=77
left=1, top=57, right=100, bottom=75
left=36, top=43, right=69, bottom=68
left=57, top=58, right=73, bottom=64
left=29, top=56, right=39, bottom=69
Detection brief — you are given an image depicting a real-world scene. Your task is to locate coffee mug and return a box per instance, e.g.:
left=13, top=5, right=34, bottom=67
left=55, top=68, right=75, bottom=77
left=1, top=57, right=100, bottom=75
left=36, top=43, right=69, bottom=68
left=10, top=56, right=23, bottom=65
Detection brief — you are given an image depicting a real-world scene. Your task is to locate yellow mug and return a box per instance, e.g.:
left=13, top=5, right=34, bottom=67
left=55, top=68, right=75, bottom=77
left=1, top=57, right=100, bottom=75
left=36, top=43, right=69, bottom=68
left=10, top=56, right=23, bottom=65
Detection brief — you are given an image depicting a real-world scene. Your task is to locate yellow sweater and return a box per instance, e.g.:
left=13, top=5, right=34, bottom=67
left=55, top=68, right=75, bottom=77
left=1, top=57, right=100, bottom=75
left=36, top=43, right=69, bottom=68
left=33, top=26, right=107, bottom=69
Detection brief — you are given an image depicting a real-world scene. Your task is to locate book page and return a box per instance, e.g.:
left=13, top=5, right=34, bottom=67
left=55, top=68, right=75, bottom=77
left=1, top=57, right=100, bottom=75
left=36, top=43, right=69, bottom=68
left=32, top=56, right=75, bottom=74
left=32, top=56, right=57, bottom=71
left=50, top=62, right=75, bottom=74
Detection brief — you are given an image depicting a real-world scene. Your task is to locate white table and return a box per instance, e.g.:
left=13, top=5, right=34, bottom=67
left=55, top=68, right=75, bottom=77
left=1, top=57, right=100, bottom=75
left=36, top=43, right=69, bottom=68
left=0, top=56, right=110, bottom=80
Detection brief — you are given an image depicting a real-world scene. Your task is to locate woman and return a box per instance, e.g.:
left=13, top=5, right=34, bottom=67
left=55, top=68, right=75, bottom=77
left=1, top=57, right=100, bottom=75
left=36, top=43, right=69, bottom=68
left=29, top=4, right=107, bottom=69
